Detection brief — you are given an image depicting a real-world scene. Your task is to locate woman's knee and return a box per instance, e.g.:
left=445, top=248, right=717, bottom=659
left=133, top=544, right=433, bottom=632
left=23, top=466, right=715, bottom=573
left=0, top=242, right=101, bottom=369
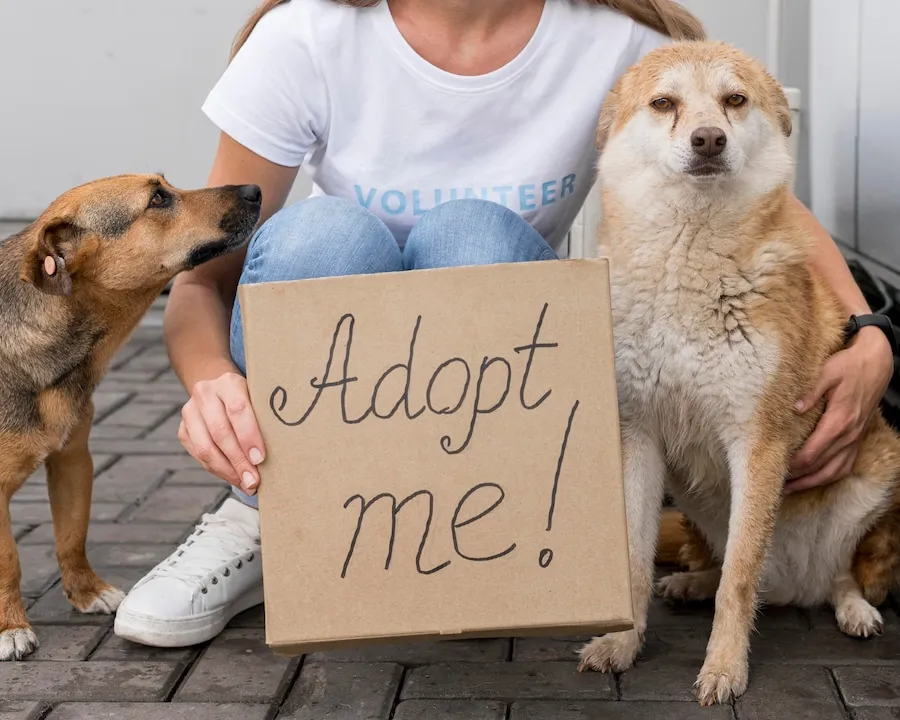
left=404, top=199, right=557, bottom=269
left=230, top=196, right=402, bottom=372
left=241, top=196, right=402, bottom=284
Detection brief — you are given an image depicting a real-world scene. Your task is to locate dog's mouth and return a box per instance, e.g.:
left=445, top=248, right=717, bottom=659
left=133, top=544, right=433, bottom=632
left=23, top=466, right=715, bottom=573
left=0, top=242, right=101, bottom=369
left=186, top=239, right=237, bottom=269
left=185, top=204, right=260, bottom=270
left=684, top=161, right=730, bottom=179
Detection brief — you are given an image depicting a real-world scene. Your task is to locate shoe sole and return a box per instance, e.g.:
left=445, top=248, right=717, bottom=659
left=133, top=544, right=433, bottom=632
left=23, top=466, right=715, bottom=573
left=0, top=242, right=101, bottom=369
left=113, top=585, right=265, bottom=648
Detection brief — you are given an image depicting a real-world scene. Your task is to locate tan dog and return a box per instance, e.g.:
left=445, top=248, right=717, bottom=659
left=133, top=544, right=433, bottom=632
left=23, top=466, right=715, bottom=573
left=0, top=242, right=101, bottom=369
left=576, top=41, right=900, bottom=704
left=0, top=175, right=261, bottom=660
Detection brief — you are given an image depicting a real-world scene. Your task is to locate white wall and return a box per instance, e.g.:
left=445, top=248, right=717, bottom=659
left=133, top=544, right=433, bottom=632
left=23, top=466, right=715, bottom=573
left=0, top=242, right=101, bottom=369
left=0, top=0, right=807, bottom=219
left=856, top=0, right=900, bottom=269
left=0, top=0, right=314, bottom=218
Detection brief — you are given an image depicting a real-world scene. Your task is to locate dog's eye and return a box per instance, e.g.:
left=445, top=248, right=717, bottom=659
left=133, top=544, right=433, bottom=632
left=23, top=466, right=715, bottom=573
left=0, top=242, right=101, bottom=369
left=148, top=190, right=171, bottom=209
left=726, top=94, right=747, bottom=107
left=651, top=98, right=674, bottom=111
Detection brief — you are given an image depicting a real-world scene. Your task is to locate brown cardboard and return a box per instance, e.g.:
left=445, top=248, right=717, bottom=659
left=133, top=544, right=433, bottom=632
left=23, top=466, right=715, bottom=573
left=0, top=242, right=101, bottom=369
left=238, top=258, right=633, bottom=656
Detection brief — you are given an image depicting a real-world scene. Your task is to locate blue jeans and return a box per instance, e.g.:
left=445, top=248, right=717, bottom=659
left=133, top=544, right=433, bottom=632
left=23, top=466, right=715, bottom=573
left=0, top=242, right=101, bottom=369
left=229, top=196, right=558, bottom=507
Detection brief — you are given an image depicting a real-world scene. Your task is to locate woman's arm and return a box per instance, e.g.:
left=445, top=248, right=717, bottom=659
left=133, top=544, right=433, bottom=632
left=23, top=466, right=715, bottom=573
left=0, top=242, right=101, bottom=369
left=165, top=132, right=298, bottom=389
left=165, top=132, right=299, bottom=492
left=786, top=196, right=895, bottom=493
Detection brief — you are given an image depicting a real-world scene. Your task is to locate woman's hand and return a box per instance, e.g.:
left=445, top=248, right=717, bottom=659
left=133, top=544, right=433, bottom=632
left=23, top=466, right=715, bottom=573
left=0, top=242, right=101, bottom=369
left=786, top=327, right=894, bottom=494
left=178, top=372, right=266, bottom=495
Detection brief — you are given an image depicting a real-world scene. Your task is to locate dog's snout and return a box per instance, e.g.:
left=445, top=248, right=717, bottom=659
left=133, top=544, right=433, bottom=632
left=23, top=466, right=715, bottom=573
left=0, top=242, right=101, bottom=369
left=690, top=127, right=727, bottom=158
left=238, top=184, right=262, bottom=205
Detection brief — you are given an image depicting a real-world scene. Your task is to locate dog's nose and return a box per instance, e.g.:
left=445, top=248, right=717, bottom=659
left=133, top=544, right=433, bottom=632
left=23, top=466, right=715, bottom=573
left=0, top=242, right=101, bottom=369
left=238, top=185, right=262, bottom=205
left=690, top=127, right=727, bottom=157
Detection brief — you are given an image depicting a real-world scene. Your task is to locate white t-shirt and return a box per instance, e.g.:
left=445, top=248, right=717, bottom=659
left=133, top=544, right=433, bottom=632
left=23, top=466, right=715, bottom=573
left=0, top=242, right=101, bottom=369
left=202, top=0, right=669, bottom=253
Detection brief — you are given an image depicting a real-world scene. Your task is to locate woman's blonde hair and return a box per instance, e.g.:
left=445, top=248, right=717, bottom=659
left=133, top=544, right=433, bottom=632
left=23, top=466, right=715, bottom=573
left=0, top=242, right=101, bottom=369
left=231, top=0, right=705, bottom=58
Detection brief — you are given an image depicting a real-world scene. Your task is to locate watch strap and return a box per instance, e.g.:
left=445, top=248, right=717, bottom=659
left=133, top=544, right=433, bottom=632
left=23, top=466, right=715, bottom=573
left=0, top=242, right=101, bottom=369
left=844, top=313, right=899, bottom=357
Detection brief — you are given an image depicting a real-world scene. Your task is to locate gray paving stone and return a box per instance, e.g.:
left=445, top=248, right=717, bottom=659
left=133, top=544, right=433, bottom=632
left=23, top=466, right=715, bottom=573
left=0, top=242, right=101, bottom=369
left=47, top=702, right=271, bottom=719
left=513, top=628, right=709, bottom=664
left=131, top=386, right=190, bottom=402
left=99, top=401, right=177, bottom=429
left=512, top=637, right=590, bottom=662
left=402, top=662, right=615, bottom=701
left=511, top=701, right=735, bottom=719
left=833, top=667, right=900, bottom=707
left=90, top=455, right=192, bottom=503
left=145, top=415, right=183, bottom=441
left=619, top=656, right=703, bottom=702
left=25, top=626, right=107, bottom=661
left=311, top=639, right=510, bottom=664
left=649, top=594, right=808, bottom=631
left=393, top=700, right=507, bottom=720
left=89, top=633, right=198, bottom=662
left=21, top=522, right=191, bottom=546
left=10, top=502, right=125, bottom=525
left=166, top=468, right=233, bottom=487
left=0, top=701, right=44, bottom=720
left=80, top=543, right=172, bottom=569
left=104, top=369, right=160, bottom=383
left=280, top=662, right=403, bottom=719
left=29, top=567, right=147, bottom=625
left=227, top=604, right=266, bottom=628
left=853, top=709, right=900, bottom=720
left=174, top=628, right=292, bottom=703
left=0, top=662, right=179, bottom=701
left=18, top=545, right=60, bottom=598
left=89, top=425, right=144, bottom=440
left=127, top=485, right=227, bottom=523
left=119, top=351, right=172, bottom=373
left=751, top=627, right=900, bottom=665
left=10, top=483, right=50, bottom=502
left=108, top=343, right=147, bottom=370
left=96, top=380, right=183, bottom=401
left=91, top=391, right=132, bottom=420
left=89, top=438, right=188, bottom=455
left=735, top=665, right=846, bottom=719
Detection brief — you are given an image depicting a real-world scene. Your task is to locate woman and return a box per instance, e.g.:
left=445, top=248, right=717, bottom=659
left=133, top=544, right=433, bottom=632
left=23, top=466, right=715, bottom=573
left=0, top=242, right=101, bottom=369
left=114, top=0, right=894, bottom=648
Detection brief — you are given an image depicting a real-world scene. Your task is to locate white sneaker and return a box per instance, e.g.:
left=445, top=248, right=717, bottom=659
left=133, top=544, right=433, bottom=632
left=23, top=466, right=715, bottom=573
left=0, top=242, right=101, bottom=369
left=114, top=497, right=264, bottom=647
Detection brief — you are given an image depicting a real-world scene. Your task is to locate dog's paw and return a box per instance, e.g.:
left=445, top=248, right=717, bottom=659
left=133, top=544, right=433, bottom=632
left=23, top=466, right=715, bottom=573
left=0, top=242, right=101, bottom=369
left=694, top=655, right=749, bottom=706
left=577, top=630, right=640, bottom=673
left=71, top=586, right=126, bottom=615
left=836, top=597, right=883, bottom=638
left=658, top=571, right=718, bottom=602
left=0, top=628, right=39, bottom=661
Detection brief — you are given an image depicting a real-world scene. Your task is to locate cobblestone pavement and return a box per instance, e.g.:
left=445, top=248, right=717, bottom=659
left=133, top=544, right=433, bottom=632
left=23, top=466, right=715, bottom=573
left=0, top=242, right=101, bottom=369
left=2, top=294, right=900, bottom=719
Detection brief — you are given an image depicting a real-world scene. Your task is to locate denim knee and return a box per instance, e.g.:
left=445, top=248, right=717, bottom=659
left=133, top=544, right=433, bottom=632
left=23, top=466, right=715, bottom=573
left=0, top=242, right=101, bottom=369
left=238, top=196, right=402, bottom=285
left=404, top=199, right=558, bottom=270
left=230, top=196, right=402, bottom=373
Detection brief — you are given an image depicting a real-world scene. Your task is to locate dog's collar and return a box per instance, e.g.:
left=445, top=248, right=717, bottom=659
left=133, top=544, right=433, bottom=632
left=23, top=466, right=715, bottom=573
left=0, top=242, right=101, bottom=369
left=843, top=313, right=899, bottom=357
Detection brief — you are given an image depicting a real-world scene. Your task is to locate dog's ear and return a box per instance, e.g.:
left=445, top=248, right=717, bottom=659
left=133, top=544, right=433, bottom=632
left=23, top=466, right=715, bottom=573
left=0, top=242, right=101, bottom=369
left=769, top=82, right=793, bottom=138
left=596, top=90, right=619, bottom=153
left=19, top=217, right=84, bottom=296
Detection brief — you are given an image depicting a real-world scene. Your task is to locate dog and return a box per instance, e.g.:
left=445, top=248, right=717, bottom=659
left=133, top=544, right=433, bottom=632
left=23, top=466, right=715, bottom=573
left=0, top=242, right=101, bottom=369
left=0, top=174, right=261, bottom=660
left=575, top=40, right=900, bottom=705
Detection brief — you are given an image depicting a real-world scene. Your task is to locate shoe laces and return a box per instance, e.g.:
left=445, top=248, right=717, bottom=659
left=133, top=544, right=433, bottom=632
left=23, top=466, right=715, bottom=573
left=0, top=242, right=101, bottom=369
left=147, top=512, right=260, bottom=593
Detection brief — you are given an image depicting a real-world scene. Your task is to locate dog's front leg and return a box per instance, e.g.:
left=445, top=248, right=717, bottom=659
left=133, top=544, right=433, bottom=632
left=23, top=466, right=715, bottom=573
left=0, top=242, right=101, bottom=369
left=0, top=470, right=38, bottom=660
left=578, top=422, right=666, bottom=673
left=45, top=402, right=124, bottom=614
left=694, top=433, right=787, bottom=706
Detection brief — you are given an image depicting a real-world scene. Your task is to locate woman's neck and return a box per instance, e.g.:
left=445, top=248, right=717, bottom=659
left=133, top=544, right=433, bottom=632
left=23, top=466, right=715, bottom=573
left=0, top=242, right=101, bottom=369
left=387, top=0, right=546, bottom=76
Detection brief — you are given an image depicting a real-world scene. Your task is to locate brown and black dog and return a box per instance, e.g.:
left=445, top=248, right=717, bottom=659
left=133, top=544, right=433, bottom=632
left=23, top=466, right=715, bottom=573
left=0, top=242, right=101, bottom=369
left=0, top=174, right=261, bottom=660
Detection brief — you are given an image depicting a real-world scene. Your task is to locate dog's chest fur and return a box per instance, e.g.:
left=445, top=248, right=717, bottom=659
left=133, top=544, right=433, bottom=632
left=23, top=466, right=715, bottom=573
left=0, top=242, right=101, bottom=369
left=610, top=221, right=780, bottom=438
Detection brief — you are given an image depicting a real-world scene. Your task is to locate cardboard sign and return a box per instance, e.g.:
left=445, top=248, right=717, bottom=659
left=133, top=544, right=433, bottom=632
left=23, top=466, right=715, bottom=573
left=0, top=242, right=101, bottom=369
left=239, top=259, right=632, bottom=655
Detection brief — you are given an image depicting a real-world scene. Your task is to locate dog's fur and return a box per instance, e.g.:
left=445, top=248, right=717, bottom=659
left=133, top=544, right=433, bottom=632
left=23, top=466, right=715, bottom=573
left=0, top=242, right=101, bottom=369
left=0, top=174, right=260, bottom=660
left=576, top=41, right=900, bottom=704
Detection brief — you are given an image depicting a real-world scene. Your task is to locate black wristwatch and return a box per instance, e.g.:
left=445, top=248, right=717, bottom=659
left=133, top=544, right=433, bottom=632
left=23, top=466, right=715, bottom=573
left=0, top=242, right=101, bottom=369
left=844, top=313, right=899, bottom=357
